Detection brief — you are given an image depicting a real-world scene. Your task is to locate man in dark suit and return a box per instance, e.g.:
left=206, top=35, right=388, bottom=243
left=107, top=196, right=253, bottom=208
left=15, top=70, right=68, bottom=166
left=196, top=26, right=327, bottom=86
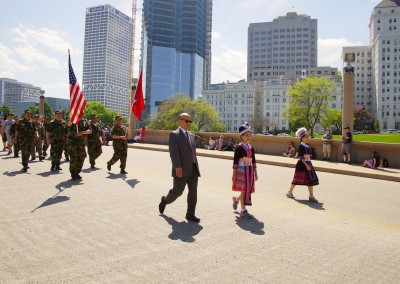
left=159, top=113, right=201, bottom=222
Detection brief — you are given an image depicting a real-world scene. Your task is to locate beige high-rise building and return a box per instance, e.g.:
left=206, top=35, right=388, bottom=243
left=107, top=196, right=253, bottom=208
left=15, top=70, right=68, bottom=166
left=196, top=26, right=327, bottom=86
left=247, top=8, right=318, bottom=83
left=370, top=0, right=400, bottom=130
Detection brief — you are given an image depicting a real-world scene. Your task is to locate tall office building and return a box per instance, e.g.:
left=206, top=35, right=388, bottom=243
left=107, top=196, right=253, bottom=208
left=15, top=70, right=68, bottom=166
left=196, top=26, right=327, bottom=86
left=247, top=8, right=318, bottom=83
left=82, top=5, right=132, bottom=118
left=342, top=46, right=374, bottom=112
left=369, top=0, right=400, bottom=130
left=0, top=78, right=42, bottom=114
left=141, top=0, right=212, bottom=116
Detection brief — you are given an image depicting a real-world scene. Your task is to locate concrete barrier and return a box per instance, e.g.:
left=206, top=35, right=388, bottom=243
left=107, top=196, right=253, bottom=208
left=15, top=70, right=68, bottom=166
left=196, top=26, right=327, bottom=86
left=137, top=130, right=400, bottom=168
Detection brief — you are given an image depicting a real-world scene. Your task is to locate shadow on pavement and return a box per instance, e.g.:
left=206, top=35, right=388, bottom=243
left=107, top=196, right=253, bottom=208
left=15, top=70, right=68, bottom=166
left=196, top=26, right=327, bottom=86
left=81, top=167, right=101, bottom=173
left=1, top=156, right=18, bottom=160
left=123, top=178, right=140, bottom=189
left=106, top=172, right=126, bottom=180
left=37, top=171, right=62, bottom=177
left=235, top=214, right=265, bottom=235
left=161, top=215, right=203, bottom=243
left=31, top=196, right=70, bottom=213
left=3, top=170, right=30, bottom=176
left=55, top=179, right=83, bottom=192
left=294, top=199, right=325, bottom=210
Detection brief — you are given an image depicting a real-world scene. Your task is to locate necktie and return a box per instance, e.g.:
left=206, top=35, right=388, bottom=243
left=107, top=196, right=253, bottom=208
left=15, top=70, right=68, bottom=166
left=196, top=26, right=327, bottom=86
left=185, top=131, right=196, bottom=163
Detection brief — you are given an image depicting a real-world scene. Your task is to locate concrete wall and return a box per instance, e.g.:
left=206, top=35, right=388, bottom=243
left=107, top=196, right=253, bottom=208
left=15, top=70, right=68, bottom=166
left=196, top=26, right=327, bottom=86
left=137, top=130, right=400, bottom=168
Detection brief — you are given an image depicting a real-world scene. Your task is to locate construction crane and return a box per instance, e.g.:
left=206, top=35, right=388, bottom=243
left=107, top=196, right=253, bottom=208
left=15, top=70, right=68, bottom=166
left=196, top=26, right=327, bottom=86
left=220, top=67, right=246, bottom=82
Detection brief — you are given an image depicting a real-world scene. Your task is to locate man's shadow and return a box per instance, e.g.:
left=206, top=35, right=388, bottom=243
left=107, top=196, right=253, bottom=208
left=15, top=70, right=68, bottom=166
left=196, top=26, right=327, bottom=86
left=234, top=213, right=265, bottom=235
left=123, top=177, right=139, bottom=189
left=81, top=167, right=101, bottom=173
left=37, top=171, right=62, bottom=177
left=161, top=215, right=203, bottom=242
left=294, top=199, right=325, bottom=210
left=3, top=170, right=29, bottom=176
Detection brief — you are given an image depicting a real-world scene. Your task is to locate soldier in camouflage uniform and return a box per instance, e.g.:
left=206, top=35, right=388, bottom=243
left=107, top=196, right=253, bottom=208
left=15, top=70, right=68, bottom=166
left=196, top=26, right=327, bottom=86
left=46, top=110, right=67, bottom=171
left=87, top=114, right=105, bottom=169
left=31, top=114, right=45, bottom=161
left=67, top=119, right=91, bottom=180
left=42, top=116, right=49, bottom=156
left=15, top=110, right=38, bottom=172
left=63, top=116, right=70, bottom=161
left=9, top=116, right=20, bottom=158
left=107, top=115, right=128, bottom=174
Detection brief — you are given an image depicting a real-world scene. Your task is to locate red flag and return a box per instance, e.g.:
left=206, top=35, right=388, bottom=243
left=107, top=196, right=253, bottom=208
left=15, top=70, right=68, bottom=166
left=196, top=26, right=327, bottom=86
left=132, top=68, right=145, bottom=121
left=68, top=53, right=86, bottom=124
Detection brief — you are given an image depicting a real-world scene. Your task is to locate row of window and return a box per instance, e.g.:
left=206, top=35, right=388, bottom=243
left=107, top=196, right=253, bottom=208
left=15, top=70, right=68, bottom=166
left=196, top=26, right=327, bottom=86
left=253, top=28, right=313, bottom=34
left=251, top=41, right=315, bottom=47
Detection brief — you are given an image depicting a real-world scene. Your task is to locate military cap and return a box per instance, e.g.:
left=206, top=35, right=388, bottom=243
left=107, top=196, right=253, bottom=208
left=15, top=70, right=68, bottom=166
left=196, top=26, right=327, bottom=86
left=34, top=114, right=40, bottom=117
left=91, top=114, right=98, bottom=119
left=115, top=115, right=122, bottom=120
left=14, top=116, right=19, bottom=119
left=24, top=109, right=31, bottom=114
left=54, top=110, right=62, bottom=114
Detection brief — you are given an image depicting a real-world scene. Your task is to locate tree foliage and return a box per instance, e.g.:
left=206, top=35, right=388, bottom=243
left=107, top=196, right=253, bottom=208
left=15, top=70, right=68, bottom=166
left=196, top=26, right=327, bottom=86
left=284, top=75, right=336, bottom=136
left=210, top=122, right=227, bottom=133
left=0, top=104, right=12, bottom=117
left=20, top=102, right=53, bottom=118
left=147, top=95, right=221, bottom=131
left=249, top=114, right=270, bottom=134
left=353, top=106, right=372, bottom=130
left=82, top=102, right=123, bottom=124
left=322, top=109, right=342, bottom=134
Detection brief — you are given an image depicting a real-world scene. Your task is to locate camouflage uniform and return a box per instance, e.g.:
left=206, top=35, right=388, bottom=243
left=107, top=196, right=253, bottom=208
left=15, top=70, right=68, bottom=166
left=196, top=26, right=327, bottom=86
left=68, top=121, right=88, bottom=179
left=16, top=117, right=36, bottom=171
left=9, top=120, right=20, bottom=157
left=87, top=123, right=103, bottom=167
left=46, top=119, right=67, bottom=170
left=42, top=120, right=49, bottom=156
left=31, top=120, right=45, bottom=160
left=107, top=124, right=128, bottom=171
left=64, top=134, right=70, bottom=161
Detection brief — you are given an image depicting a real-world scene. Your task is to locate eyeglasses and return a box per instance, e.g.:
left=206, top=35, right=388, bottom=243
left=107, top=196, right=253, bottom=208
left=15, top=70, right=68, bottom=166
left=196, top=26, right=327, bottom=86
left=181, top=119, right=192, bottom=123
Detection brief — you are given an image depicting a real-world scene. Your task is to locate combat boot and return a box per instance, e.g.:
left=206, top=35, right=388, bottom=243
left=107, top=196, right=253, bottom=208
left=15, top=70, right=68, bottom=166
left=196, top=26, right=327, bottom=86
left=55, top=165, right=62, bottom=171
left=23, top=164, right=28, bottom=172
left=107, top=162, right=111, bottom=171
left=120, top=169, right=128, bottom=174
left=50, top=164, right=55, bottom=171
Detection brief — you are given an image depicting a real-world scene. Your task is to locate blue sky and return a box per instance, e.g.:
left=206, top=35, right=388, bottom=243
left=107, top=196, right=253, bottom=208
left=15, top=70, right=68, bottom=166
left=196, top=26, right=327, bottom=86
left=0, top=0, right=381, bottom=99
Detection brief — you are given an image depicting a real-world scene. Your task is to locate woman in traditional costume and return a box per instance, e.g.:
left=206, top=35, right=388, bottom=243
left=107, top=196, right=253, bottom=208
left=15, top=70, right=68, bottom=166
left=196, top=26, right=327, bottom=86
left=232, top=123, right=258, bottom=219
left=286, top=127, right=319, bottom=203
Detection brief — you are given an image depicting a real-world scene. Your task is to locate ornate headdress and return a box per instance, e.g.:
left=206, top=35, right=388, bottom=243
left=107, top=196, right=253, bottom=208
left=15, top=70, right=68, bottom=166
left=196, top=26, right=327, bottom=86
left=295, top=127, right=308, bottom=138
left=239, top=122, right=252, bottom=136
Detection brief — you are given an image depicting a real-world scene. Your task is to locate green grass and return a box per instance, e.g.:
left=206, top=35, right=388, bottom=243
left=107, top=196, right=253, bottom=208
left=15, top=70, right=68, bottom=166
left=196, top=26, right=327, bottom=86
left=313, top=133, right=400, bottom=144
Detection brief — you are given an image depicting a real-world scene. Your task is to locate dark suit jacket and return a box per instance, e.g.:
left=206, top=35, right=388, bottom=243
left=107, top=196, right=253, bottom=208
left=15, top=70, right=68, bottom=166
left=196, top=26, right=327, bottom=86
left=169, top=128, right=201, bottom=177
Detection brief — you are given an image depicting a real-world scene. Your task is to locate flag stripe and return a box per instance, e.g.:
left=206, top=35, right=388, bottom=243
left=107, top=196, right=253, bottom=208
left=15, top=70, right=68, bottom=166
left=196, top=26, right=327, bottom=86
left=132, top=68, right=145, bottom=121
left=69, top=54, right=86, bottom=124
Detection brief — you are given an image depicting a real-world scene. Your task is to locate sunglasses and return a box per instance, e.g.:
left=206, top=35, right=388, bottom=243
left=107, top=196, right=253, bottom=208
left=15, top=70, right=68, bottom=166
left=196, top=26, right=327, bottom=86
left=181, top=119, right=192, bottom=123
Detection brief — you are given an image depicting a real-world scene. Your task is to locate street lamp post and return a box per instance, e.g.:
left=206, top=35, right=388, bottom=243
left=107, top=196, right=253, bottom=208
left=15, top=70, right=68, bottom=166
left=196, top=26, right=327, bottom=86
left=342, top=53, right=355, bottom=131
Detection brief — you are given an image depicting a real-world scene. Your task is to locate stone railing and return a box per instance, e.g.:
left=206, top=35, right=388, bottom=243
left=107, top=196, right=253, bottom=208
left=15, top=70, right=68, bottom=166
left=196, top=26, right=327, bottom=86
left=137, top=130, right=400, bottom=168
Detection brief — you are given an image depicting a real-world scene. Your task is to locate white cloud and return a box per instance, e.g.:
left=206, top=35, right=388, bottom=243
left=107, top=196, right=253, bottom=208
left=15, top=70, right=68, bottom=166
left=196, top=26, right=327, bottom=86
left=212, top=48, right=247, bottom=83
left=0, top=42, right=31, bottom=76
left=15, top=45, right=62, bottom=69
left=212, top=31, right=221, bottom=40
left=318, top=38, right=364, bottom=68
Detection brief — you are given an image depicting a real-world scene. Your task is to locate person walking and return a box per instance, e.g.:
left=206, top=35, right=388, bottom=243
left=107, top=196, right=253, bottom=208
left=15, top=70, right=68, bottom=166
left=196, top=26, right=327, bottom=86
left=9, top=116, right=20, bottom=157
left=322, top=128, right=333, bottom=161
left=4, top=113, right=14, bottom=155
left=231, top=123, right=258, bottom=219
left=107, top=116, right=128, bottom=174
left=342, top=126, right=352, bottom=164
left=87, top=114, right=105, bottom=169
left=286, top=127, right=319, bottom=203
left=64, top=116, right=70, bottom=161
left=31, top=114, right=45, bottom=161
left=158, top=113, right=201, bottom=223
left=67, top=119, right=91, bottom=180
left=14, top=109, right=38, bottom=172
left=42, top=116, right=50, bottom=156
left=46, top=110, right=67, bottom=171
left=140, top=125, right=146, bottom=143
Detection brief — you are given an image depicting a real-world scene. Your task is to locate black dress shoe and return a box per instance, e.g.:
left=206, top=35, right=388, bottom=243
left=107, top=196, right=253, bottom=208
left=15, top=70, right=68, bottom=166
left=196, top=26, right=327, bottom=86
left=185, top=214, right=200, bottom=223
left=159, top=197, right=166, bottom=214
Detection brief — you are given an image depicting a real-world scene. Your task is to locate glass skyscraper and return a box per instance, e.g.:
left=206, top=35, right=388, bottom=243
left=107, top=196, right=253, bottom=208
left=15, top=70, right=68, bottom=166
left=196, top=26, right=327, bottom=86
left=82, top=5, right=132, bottom=118
left=141, top=0, right=212, bottom=116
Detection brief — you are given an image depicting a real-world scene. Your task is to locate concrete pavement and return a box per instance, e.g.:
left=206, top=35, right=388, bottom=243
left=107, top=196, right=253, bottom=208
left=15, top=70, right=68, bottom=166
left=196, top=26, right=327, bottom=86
left=0, top=146, right=399, bottom=283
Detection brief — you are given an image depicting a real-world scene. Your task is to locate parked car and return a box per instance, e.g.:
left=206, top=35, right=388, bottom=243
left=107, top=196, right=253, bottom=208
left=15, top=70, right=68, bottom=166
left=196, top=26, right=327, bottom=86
left=387, top=129, right=399, bottom=133
left=277, top=133, right=289, bottom=136
left=353, top=131, right=362, bottom=135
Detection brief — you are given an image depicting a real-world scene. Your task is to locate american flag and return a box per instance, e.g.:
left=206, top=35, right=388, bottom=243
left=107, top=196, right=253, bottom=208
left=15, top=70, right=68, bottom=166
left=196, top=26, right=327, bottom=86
left=68, top=54, right=86, bottom=124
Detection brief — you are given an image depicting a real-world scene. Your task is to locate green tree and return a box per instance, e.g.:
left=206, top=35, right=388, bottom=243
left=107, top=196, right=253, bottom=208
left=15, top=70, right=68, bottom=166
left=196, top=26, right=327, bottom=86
left=353, top=106, right=372, bottom=131
left=374, top=119, right=380, bottom=131
left=284, top=75, right=336, bottom=136
left=0, top=104, right=12, bottom=116
left=147, top=95, right=221, bottom=131
left=210, top=122, right=227, bottom=133
left=82, top=102, right=122, bottom=125
left=322, top=109, right=342, bottom=134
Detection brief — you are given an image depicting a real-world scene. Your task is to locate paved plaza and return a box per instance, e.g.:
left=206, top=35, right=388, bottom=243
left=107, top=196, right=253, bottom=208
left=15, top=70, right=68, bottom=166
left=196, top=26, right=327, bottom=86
left=0, top=146, right=399, bottom=283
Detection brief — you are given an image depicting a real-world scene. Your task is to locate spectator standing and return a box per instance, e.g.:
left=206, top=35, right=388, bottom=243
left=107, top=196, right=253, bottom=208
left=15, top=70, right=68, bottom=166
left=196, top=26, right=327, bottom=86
left=4, top=114, right=14, bottom=155
left=140, top=125, right=146, bottom=143
left=322, top=128, right=333, bottom=161
left=342, top=126, right=352, bottom=164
